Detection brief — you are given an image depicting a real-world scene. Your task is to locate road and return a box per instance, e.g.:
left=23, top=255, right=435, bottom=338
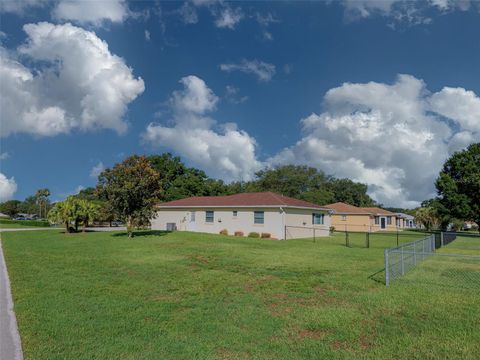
left=0, top=235, right=23, bottom=360
left=0, top=226, right=126, bottom=232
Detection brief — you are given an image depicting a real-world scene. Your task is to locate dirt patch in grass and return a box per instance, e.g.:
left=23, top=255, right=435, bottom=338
left=268, top=302, right=293, bottom=317
left=329, top=339, right=350, bottom=351
left=297, top=328, right=330, bottom=340
left=244, top=275, right=277, bottom=293
left=215, top=347, right=251, bottom=360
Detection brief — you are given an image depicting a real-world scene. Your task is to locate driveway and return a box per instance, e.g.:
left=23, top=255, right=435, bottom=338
left=0, top=236, right=23, bottom=360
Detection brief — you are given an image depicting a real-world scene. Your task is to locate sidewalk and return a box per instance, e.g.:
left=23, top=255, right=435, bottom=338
left=0, top=236, right=23, bottom=360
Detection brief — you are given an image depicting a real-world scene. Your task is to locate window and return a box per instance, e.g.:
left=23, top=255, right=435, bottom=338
left=374, top=216, right=379, bottom=225
left=341, top=215, right=347, bottom=221
left=206, top=211, right=214, bottom=223
left=233, top=211, right=238, bottom=217
left=387, top=216, right=392, bottom=225
left=312, top=213, right=324, bottom=225
left=254, top=211, right=264, bottom=224
left=190, top=211, right=196, bottom=222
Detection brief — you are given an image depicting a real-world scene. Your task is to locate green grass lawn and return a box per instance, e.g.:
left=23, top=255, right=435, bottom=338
left=2, top=230, right=479, bottom=359
left=0, top=219, right=51, bottom=228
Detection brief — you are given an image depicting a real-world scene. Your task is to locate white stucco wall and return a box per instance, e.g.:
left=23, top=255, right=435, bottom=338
left=152, top=206, right=331, bottom=240
left=284, top=208, right=330, bottom=239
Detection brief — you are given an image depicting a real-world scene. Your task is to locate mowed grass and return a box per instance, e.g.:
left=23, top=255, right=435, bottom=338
left=2, top=230, right=480, bottom=359
left=0, top=219, right=52, bottom=229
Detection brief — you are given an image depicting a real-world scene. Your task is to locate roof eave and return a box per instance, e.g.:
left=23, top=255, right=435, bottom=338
left=156, top=204, right=329, bottom=211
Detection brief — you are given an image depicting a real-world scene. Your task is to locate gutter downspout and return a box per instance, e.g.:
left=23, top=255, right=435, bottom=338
left=280, top=207, right=286, bottom=240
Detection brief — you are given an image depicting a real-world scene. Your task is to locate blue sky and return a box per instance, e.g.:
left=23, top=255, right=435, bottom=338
left=1, top=0, right=480, bottom=207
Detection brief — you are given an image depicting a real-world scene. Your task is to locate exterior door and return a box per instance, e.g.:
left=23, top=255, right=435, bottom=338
left=187, top=211, right=196, bottom=231
left=380, top=217, right=386, bottom=229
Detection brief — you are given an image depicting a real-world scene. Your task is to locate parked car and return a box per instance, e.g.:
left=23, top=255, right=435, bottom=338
left=111, top=220, right=124, bottom=227
left=14, top=216, right=26, bottom=220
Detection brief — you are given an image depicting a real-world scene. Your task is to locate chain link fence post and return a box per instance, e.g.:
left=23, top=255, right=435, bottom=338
left=385, top=249, right=390, bottom=286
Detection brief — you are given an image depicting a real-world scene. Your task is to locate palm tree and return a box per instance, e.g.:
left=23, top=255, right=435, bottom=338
left=48, top=201, right=71, bottom=233
left=35, top=188, right=50, bottom=219
left=79, top=200, right=99, bottom=232
left=47, top=197, right=83, bottom=233
left=415, top=207, right=440, bottom=231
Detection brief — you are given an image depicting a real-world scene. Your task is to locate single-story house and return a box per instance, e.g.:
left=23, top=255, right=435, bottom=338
left=151, top=192, right=331, bottom=240
left=324, top=202, right=375, bottom=232
left=395, top=213, right=416, bottom=229
left=324, top=202, right=398, bottom=232
left=362, top=207, right=397, bottom=231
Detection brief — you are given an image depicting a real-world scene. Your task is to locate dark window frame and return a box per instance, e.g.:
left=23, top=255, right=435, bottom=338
left=312, top=213, right=324, bottom=225
left=206, top=210, right=214, bottom=223
left=254, top=211, right=264, bottom=224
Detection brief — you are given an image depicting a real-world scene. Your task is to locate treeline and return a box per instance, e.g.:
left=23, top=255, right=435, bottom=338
left=80, top=153, right=376, bottom=207
left=415, top=143, right=480, bottom=231
left=0, top=153, right=377, bottom=219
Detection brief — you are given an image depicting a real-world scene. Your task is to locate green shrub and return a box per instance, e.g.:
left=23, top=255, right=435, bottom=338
left=0, top=219, right=50, bottom=227
left=329, top=226, right=335, bottom=234
left=234, top=231, right=244, bottom=236
left=219, top=229, right=229, bottom=236
left=248, top=232, right=260, bottom=238
left=261, top=233, right=271, bottom=238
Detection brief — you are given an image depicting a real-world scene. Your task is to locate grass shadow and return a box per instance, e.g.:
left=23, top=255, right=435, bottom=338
left=112, top=230, right=171, bottom=238
left=368, top=268, right=386, bottom=285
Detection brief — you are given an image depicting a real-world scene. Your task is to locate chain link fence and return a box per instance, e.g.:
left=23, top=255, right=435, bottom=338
left=385, top=232, right=480, bottom=287
left=334, top=230, right=431, bottom=249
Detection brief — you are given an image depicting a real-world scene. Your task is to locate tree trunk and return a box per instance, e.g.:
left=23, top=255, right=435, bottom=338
left=127, top=216, right=134, bottom=238
left=65, top=221, right=69, bottom=233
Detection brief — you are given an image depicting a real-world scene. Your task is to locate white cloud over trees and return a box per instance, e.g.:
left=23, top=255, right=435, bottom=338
left=143, top=76, right=262, bottom=181
left=0, top=22, right=144, bottom=137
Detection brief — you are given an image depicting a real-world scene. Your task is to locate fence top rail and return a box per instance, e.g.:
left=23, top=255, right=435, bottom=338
left=388, top=251, right=480, bottom=259
left=386, top=234, right=434, bottom=252
left=285, top=225, right=329, bottom=230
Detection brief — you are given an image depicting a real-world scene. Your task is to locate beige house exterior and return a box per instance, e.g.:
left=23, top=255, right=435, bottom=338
left=325, top=202, right=398, bottom=232
left=152, top=192, right=331, bottom=240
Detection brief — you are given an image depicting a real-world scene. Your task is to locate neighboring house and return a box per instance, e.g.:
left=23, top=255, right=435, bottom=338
left=324, top=202, right=374, bottom=232
left=396, top=213, right=416, bottom=229
left=151, top=192, right=331, bottom=240
left=324, top=202, right=398, bottom=232
left=0, top=212, right=9, bottom=218
left=361, top=207, right=397, bottom=231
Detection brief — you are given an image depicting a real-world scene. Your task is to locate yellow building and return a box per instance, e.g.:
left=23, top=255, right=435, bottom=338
left=324, top=202, right=397, bottom=232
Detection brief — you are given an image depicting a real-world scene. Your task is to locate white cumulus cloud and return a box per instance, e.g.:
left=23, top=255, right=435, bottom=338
left=214, top=5, right=243, bottom=29
left=0, top=22, right=144, bottom=138
left=220, top=59, right=276, bottom=82
left=52, top=0, right=130, bottom=25
left=0, top=173, right=17, bottom=202
left=143, top=75, right=262, bottom=181
left=270, top=74, right=480, bottom=207
left=90, top=161, right=105, bottom=179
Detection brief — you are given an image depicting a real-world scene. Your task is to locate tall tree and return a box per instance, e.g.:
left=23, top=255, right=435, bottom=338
left=148, top=153, right=229, bottom=200
left=35, top=188, right=51, bottom=218
left=326, top=179, right=376, bottom=207
left=97, top=155, right=163, bottom=237
left=251, top=165, right=334, bottom=203
left=0, top=200, right=22, bottom=217
left=435, top=143, right=480, bottom=230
